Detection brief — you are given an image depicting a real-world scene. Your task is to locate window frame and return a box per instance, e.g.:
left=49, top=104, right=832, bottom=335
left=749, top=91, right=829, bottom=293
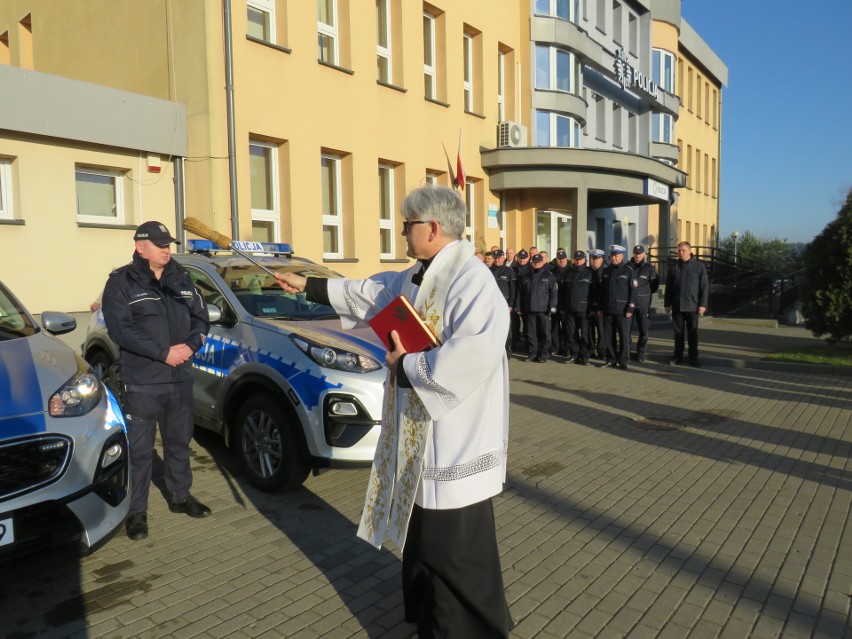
left=0, top=158, right=13, bottom=221
left=463, top=32, right=474, bottom=112
left=423, top=11, right=436, bottom=99
left=535, top=110, right=581, bottom=148
left=651, top=112, right=674, bottom=144
left=464, top=181, right=475, bottom=243
left=321, top=152, right=343, bottom=259
left=75, top=166, right=125, bottom=225
left=652, top=48, right=675, bottom=93
left=376, top=0, right=392, bottom=83
left=249, top=140, right=280, bottom=242
left=497, top=49, right=506, bottom=121
left=317, top=0, right=339, bottom=65
left=535, top=44, right=579, bottom=95
left=378, top=163, right=395, bottom=259
left=247, top=0, right=275, bottom=43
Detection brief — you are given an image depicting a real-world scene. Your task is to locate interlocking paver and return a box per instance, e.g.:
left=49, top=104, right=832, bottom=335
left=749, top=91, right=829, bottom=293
left=2, top=320, right=850, bottom=637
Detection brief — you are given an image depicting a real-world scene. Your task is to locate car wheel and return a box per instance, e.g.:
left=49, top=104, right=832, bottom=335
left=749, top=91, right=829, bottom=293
left=235, top=392, right=310, bottom=492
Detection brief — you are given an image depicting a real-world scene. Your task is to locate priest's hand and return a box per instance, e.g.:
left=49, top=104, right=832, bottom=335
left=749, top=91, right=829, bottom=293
left=386, top=330, right=407, bottom=382
left=274, top=272, right=307, bottom=294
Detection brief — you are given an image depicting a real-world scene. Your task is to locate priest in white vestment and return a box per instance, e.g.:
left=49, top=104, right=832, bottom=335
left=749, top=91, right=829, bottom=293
left=275, top=185, right=513, bottom=638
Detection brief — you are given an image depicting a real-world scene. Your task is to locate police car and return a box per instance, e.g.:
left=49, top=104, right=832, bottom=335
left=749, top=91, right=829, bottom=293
left=0, top=279, right=129, bottom=557
left=83, top=241, right=386, bottom=492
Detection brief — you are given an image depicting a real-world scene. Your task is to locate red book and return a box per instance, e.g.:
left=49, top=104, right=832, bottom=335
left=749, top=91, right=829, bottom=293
left=368, top=295, right=439, bottom=353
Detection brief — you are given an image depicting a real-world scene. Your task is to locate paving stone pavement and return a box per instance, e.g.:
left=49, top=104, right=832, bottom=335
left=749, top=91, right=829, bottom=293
left=2, top=321, right=850, bottom=638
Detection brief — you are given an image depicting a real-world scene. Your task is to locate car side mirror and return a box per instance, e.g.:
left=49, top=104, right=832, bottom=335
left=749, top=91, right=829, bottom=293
left=41, top=311, right=78, bottom=335
left=207, top=304, right=223, bottom=323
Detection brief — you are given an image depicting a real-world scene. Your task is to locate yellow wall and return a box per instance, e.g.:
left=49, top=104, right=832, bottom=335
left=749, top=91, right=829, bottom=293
left=0, top=134, right=177, bottom=311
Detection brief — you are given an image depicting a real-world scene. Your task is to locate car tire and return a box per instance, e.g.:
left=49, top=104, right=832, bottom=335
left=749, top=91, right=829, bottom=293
left=235, top=392, right=310, bottom=492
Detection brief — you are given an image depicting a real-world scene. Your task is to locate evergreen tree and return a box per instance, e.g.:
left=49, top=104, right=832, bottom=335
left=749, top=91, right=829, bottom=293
left=801, top=188, right=852, bottom=341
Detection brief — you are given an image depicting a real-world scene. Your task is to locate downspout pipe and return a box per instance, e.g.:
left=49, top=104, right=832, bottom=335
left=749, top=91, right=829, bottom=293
left=174, top=156, right=186, bottom=250
left=223, top=0, right=240, bottom=240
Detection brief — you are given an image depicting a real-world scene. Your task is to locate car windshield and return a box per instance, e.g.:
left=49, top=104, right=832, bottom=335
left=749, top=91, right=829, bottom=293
left=0, top=282, right=38, bottom=341
left=216, top=264, right=340, bottom=320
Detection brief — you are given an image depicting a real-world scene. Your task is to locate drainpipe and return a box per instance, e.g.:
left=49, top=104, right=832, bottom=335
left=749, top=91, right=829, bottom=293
left=223, top=0, right=240, bottom=240
left=174, top=156, right=185, bottom=250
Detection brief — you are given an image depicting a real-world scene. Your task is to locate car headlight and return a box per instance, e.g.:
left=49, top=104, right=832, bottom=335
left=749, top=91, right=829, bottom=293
left=49, top=361, right=104, bottom=417
left=290, top=335, right=382, bottom=373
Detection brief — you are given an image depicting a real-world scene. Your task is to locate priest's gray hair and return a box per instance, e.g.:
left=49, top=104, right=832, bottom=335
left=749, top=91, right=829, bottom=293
left=401, top=185, right=466, bottom=239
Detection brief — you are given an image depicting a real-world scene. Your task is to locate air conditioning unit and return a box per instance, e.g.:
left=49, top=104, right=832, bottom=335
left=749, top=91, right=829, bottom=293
left=497, top=121, right=527, bottom=148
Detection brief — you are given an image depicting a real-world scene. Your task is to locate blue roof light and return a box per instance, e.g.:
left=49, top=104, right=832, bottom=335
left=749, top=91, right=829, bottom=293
left=187, top=239, right=294, bottom=256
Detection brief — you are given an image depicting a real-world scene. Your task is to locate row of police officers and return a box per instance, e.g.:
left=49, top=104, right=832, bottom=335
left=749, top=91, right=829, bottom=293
left=490, top=244, right=659, bottom=369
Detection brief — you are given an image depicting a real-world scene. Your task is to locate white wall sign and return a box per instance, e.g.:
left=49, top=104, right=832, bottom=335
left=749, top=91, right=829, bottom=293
left=614, top=48, right=659, bottom=99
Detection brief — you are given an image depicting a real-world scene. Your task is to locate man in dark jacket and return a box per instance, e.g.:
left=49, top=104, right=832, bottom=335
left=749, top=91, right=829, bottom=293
left=558, top=251, right=594, bottom=364
left=102, top=221, right=211, bottom=541
left=510, top=249, right=531, bottom=352
left=515, top=253, right=558, bottom=362
left=550, top=249, right=571, bottom=354
left=628, top=245, right=659, bottom=362
left=491, top=249, right=516, bottom=354
left=587, top=249, right=606, bottom=358
left=664, top=241, right=709, bottom=366
left=597, top=245, right=634, bottom=369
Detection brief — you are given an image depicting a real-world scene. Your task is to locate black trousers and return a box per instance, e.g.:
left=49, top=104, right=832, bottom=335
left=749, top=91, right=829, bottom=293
left=510, top=312, right=525, bottom=352
left=125, top=379, right=195, bottom=514
left=589, top=312, right=604, bottom=357
left=631, top=310, right=651, bottom=356
left=562, top=311, right=589, bottom=360
left=525, top=312, right=551, bottom=360
left=672, top=311, right=700, bottom=363
left=603, top=313, right=631, bottom=366
left=403, top=500, right=513, bottom=638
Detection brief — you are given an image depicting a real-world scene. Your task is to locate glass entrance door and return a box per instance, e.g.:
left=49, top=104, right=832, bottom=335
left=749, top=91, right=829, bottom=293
left=536, top=210, right=573, bottom=256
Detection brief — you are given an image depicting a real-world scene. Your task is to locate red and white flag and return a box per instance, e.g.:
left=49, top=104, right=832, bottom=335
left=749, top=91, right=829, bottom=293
left=455, top=130, right=465, bottom=190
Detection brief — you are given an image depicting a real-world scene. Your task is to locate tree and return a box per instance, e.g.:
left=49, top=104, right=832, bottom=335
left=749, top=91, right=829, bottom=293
left=717, top=231, right=799, bottom=273
left=800, top=188, right=852, bottom=341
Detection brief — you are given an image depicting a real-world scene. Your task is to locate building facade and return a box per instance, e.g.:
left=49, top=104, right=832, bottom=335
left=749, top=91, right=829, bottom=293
left=0, top=0, right=725, bottom=311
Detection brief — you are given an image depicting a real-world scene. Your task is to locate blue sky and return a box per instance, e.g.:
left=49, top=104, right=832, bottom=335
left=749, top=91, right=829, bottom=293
left=681, top=0, right=852, bottom=244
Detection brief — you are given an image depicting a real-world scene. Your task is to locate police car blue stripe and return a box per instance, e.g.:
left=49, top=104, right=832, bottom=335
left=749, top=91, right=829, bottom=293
left=0, top=338, right=47, bottom=434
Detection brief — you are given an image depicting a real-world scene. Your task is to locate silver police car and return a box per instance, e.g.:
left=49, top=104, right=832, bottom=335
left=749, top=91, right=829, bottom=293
left=83, top=241, right=386, bottom=492
left=0, top=279, right=129, bottom=557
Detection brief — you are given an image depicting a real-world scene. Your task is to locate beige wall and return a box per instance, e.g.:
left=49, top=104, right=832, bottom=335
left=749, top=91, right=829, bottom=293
left=0, top=134, right=177, bottom=311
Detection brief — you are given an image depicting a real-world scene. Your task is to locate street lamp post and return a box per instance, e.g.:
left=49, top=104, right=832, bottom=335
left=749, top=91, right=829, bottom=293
left=733, top=231, right=740, bottom=265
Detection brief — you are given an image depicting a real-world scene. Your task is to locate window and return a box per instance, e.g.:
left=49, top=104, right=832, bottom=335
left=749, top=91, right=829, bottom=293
left=612, top=104, right=622, bottom=148
left=247, top=0, right=275, bottom=43
left=423, top=11, right=436, bottom=99
left=536, top=110, right=581, bottom=148
left=686, top=144, right=692, bottom=189
left=652, top=113, right=673, bottom=144
left=612, top=2, right=622, bottom=45
left=425, top=170, right=441, bottom=186
left=694, top=148, right=701, bottom=193
left=595, top=94, right=606, bottom=142
left=628, top=13, right=637, bottom=55
left=705, top=82, right=710, bottom=124
left=687, top=67, right=693, bottom=111
left=652, top=48, right=675, bottom=93
left=376, top=0, right=391, bottom=82
left=463, top=32, right=474, bottom=111
left=704, top=152, right=709, bottom=195
left=378, top=164, right=395, bottom=258
left=627, top=111, right=636, bottom=153
left=696, top=77, right=702, bottom=119
left=250, top=140, right=279, bottom=242
left=321, top=153, right=343, bottom=258
left=0, top=158, right=13, bottom=220
left=712, top=88, right=718, bottom=129
left=712, top=157, right=717, bottom=198
left=497, top=49, right=506, bottom=121
left=76, top=167, right=124, bottom=224
left=317, top=0, right=338, bottom=64
left=464, top=182, right=475, bottom=243
left=535, top=0, right=579, bottom=23
left=596, top=0, right=605, bottom=32
left=535, top=45, right=579, bottom=94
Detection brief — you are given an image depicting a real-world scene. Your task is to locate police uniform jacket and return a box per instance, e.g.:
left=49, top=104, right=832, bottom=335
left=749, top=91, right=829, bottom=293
left=515, top=267, right=558, bottom=313
left=589, top=266, right=605, bottom=314
left=628, top=258, right=660, bottom=313
left=558, top=265, right=594, bottom=313
left=598, top=262, right=635, bottom=315
left=664, top=256, right=709, bottom=312
left=490, top=264, right=516, bottom=307
left=102, top=252, right=209, bottom=384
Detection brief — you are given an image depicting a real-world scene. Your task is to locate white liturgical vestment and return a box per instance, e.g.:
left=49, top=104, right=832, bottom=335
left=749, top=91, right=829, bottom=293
left=325, top=240, right=510, bottom=549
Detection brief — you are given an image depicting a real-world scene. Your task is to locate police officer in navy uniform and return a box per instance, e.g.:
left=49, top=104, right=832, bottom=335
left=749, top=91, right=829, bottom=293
left=510, top=249, right=531, bottom=352
left=628, top=245, right=659, bottom=362
left=597, top=245, right=634, bottom=369
left=102, top=221, right=211, bottom=541
left=587, top=249, right=607, bottom=358
left=490, top=249, right=516, bottom=354
left=515, top=253, right=558, bottom=362
left=550, top=249, right=571, bottom=355
left=558, top=250, right=594, bottom=364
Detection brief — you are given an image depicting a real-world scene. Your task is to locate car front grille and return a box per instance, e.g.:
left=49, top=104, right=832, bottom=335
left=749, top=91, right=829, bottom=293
left=0, top=435, right=73, bottom=502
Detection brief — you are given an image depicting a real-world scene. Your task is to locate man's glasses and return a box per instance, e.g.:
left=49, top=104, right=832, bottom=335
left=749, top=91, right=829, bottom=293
left=402, top=220, right=430, bottom=234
